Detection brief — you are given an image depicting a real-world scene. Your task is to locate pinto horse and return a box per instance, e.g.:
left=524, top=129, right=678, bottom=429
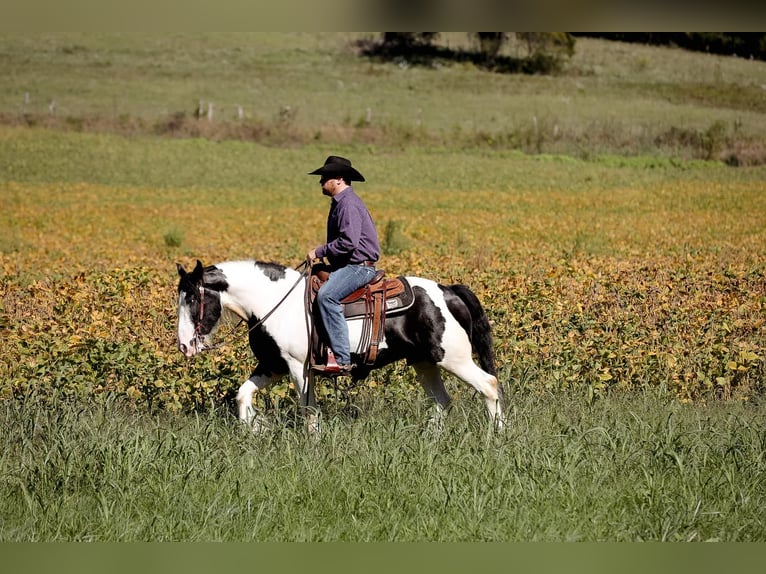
left=176, top=259, right=504, bottom=430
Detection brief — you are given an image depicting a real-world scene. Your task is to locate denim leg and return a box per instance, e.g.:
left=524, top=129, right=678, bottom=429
left=316, top=265, right=377, bottom=364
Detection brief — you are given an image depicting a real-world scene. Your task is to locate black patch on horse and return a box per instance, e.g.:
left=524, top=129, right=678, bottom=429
left=248, top=318, right=290, bottom=377
left=255, top=261, right=287, bottom=282
left=198, top=289, right=223, bottom=335
left=177, top=284, right=222, bottom=337
left=373, top=286, right=446, bottom=368
left=177, top=273, right=196, bottom=295
left=440, top=284, right=472, bottom=339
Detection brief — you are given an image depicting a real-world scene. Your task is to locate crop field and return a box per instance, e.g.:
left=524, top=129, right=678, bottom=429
left=1, top=33, right=765, bottom=541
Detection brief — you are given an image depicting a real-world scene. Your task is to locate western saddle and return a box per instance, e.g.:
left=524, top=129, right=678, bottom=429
left=307, top=263, right=414, bottom=371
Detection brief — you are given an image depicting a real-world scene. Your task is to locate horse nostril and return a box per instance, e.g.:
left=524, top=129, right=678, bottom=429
left=179, top=343, right=188, bottom=355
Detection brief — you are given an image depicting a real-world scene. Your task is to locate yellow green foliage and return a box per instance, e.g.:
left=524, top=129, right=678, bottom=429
left=2, top=174, right=764, bottom=410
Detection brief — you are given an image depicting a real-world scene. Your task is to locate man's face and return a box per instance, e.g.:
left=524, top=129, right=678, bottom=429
left=320, top=175, right=343, bottom=196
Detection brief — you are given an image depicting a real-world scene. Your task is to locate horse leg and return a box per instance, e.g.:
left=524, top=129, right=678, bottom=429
left=440, top=355, right=504, bottom=429
left=413, top=362, right=451, bottom=432
left=237, top=373, right=273, bottom=430
left=287, top=358, right=319, bottom=435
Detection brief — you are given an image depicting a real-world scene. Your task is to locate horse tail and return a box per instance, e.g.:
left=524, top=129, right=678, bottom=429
left=446, top=284, right=497, bottom=377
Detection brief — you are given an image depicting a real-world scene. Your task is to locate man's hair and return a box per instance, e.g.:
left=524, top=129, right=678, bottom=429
left=321, top=175, right=350, bottom=185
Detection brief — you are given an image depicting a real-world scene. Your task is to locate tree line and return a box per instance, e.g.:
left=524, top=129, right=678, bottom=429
left=357, top=33, right=576, bottom=74
left=358, top=33, right=766, bottom=75
left=573, top=33, right=766, bottom=62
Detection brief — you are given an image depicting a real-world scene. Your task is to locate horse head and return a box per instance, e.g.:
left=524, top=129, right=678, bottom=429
left=176, top=260, right=225, bottom=357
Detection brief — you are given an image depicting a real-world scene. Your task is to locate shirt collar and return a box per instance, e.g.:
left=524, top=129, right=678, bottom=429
left=331, top=186, right=353, bottom=203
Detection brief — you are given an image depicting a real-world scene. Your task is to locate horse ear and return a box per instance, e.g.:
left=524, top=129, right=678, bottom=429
left=190, top=260, right=205, bottom=283
left=176, top=263, right=186, bottom=278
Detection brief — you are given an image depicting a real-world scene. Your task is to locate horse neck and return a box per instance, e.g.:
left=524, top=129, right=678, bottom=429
left=216, top=261, right=302, bottom=321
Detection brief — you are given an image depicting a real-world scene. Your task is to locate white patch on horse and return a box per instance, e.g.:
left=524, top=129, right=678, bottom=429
left=177, top=292, right=197, bottom=357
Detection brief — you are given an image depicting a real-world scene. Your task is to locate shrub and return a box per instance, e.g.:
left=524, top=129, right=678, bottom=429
left=382, top=220, right=409, bottom=255
left=163, top=228, right=184, bottom=249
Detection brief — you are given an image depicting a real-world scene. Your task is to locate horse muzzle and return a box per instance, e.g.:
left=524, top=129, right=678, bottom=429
left=179, top=336, right=203, bottom=357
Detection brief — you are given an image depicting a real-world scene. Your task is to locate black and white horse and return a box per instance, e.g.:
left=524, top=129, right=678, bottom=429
left=176, top=259, right=504, bottom=430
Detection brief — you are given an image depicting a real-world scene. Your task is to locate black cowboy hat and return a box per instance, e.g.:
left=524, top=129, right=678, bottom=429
left=308, top=155, right=365, bottom=182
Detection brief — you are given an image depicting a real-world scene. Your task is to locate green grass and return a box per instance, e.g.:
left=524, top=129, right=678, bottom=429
left=1, top=124, right=764, bottom=194
left=1, top=389, right=764, bottom=541
left=2, top=33, right=765, bottom=161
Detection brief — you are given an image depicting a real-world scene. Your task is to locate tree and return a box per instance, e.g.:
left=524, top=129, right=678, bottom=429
left=360, top=33, right=576, bottom=75
left=474, top=32, right=509, bottom=63
left=471, top=33, right=576, bottom=73
left=380, top=33, right=439, bottom=51
left=516, top=33, right=576, bottom=59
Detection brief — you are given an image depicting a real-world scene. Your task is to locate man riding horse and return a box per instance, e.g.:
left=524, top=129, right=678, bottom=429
left=306, top=156, right=380, bottom=374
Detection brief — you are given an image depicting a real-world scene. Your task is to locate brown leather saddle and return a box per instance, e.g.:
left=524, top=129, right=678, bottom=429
left=307, top=263, right=414, bottom=368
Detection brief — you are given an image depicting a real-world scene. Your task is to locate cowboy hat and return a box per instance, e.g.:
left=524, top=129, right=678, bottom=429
left=308, top=155, right=365, bottom=182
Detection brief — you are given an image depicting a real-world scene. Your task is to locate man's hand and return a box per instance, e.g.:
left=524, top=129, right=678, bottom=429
left=307, top=249, right=317, bottom=261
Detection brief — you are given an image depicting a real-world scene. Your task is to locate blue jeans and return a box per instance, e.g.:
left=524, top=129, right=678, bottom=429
left=316, top=264, right=377, bottom=365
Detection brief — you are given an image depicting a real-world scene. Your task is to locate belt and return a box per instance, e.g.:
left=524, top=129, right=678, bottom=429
left=359, top=261, right=376, bottom=267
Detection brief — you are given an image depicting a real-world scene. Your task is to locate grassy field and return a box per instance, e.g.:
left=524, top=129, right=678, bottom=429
left=1, top=33, right=765, bottom=541
left=2, top=33, right=766, bottom=161
left=2, top=389, right=764, bottom=541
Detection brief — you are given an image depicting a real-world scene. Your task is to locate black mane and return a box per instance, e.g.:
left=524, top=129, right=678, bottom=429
left=202, top=265, right=230, bottom=292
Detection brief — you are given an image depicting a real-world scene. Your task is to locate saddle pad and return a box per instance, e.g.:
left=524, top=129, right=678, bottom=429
left=343, top=276, right=414, bottom=319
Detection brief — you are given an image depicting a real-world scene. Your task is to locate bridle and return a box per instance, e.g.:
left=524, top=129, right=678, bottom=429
left=188, top=283, right=210, bottom=353
left=190, top=259, right=311, bottom=353
left=194, top=284, right=206, bottom=336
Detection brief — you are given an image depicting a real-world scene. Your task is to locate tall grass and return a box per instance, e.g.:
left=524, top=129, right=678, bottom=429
left=1, top=389, right=764, bottom=541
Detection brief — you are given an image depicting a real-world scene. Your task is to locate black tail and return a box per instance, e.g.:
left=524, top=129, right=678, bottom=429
left=446, top=284, right=497, bottom=377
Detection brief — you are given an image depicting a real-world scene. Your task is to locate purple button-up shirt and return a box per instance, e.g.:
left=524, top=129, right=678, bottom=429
left=315, top=186, right=380, bottom=268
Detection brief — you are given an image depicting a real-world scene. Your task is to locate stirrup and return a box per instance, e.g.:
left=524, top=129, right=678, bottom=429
left=312, top=350, right=353, bottom=375
left=313, top=363, right=353, bottom=375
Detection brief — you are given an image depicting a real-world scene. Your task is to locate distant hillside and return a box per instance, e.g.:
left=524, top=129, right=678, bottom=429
left=1, top=33, right=764, bottom=164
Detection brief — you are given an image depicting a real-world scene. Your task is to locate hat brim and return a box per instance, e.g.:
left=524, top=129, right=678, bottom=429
left=308, top=165, right=365, bottom=182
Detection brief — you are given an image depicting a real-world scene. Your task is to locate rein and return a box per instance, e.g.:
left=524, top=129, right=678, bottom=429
left=196, top=259, right=311, bottom=353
